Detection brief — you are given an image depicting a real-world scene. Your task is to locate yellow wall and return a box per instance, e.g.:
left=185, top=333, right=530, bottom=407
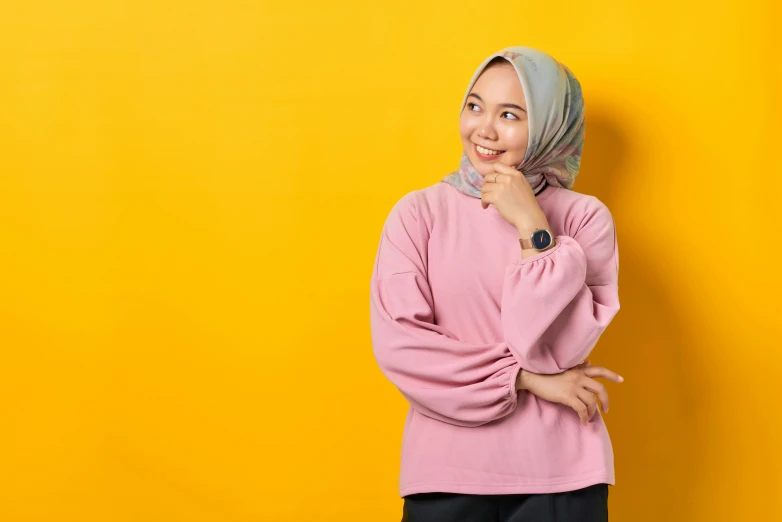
left=1, top=1, right=780, bottom=520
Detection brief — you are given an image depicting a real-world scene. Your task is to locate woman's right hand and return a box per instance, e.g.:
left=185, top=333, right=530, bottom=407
left=515, top=362, right=624, bottom=426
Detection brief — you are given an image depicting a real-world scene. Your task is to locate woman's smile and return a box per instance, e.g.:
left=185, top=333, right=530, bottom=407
left=474, top=143, right=506, bottom=160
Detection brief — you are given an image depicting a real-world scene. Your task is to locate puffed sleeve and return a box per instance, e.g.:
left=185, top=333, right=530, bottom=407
left=500, top=197, right=620, bottom=374
left=370, top=193, right=522, bottom=427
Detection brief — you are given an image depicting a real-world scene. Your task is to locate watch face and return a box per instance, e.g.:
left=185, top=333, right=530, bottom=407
left=531, top=230, right=552, bottom=250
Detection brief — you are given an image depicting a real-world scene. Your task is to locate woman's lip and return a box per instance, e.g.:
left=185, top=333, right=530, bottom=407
left=474, top=144, right=505, bottom=160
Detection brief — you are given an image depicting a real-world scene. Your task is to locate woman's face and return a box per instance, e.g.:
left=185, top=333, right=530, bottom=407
left=459, top=62, right=529, bottom=177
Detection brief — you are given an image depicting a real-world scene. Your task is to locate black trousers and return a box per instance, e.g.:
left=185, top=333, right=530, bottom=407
left=401, top=484, right=608, bottom=522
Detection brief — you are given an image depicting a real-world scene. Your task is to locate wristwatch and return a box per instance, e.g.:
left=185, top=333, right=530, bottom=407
left=519, top=229, right=556, bottom=252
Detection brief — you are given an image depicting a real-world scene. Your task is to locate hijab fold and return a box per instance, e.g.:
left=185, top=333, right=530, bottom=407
left=442, top=46, right=585, bottom=198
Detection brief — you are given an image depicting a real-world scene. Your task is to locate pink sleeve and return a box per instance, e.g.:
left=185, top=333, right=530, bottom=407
left=370, top=194, right=522, bottom=427
left=501, top=199, right=620, bottom=374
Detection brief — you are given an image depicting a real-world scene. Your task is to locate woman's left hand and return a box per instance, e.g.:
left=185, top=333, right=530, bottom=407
left=480, top=162, right=548, bottom=233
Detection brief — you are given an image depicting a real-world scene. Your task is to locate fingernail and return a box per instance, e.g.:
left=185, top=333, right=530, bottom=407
left=618, top=376, right=624, bottom=382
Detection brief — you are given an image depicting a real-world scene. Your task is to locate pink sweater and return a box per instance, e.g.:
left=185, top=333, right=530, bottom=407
left=369, top=181, right=620, bottom=497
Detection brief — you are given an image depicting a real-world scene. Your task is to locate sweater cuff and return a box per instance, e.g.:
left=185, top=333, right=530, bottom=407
left=507, top=362, right=523, bottom=403
left=515, top=235, right=566, bottom=266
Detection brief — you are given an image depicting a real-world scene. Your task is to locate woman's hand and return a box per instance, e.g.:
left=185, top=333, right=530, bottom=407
left=515, top=362, right=624, bottom=426
left=481, top=162, right=548, bottom=234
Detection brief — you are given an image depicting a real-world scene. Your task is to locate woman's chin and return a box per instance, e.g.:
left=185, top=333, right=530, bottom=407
left=466, top=157, right=492, bottom=176
left=474, top=165, right=496, bottom=177
left=467, top=154, right=512, bottom=176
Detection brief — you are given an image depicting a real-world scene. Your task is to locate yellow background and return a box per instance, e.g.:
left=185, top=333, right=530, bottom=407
left=1, top=1, right=780, bottom=520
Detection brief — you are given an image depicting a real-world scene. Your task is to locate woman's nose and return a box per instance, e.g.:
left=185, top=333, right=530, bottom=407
left=477, top=117, right=498, bottom=140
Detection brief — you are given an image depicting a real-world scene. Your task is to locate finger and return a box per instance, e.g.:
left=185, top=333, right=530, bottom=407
left=582, top=378, right=609, bottom=413
left=481, top=193, right=494, bottom=209
left=565, top=396, right=589, bottom=426
left=576, top=388, right=598, bottom=423
left=582, top=366, right=624, bottom=383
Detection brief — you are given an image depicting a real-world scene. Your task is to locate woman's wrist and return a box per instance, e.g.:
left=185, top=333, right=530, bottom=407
left=515, top=368, right=531, bottom=391
left=516, top=219, right=551, bottom=238
left=513, top=209, right=550, bottom=238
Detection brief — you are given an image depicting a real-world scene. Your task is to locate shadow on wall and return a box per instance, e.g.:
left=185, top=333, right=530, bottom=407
left=575, top=106, right=706, bottom=522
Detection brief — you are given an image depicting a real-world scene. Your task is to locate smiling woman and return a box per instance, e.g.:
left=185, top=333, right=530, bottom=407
left=460, top=57, right=530, bottom=170
left=369, top=46, right=622, bottom=522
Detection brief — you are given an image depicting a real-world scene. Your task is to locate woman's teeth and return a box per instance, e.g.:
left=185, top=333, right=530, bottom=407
left=476, top=145, right=504, bottom=155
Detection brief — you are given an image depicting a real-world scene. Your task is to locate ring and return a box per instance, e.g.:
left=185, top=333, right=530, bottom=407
left=493, top=174, right=498, bottom=183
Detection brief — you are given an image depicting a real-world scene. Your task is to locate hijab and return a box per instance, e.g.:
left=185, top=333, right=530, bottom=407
left=442, top=46, right=585, bottom=198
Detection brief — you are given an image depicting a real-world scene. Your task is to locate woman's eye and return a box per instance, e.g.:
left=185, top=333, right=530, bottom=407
left=468, top=103, right=480, bottom=111
left=503, top=112, right=518, bottom=120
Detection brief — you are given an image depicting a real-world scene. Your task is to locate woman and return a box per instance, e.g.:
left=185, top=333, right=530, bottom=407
left=369, top=46, right=623, bottom=522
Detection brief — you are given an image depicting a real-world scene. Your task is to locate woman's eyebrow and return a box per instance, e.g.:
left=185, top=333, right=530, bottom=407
left=467, top=93, right=527, bottom=113
left=500, top=103, right=527, bottom=113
